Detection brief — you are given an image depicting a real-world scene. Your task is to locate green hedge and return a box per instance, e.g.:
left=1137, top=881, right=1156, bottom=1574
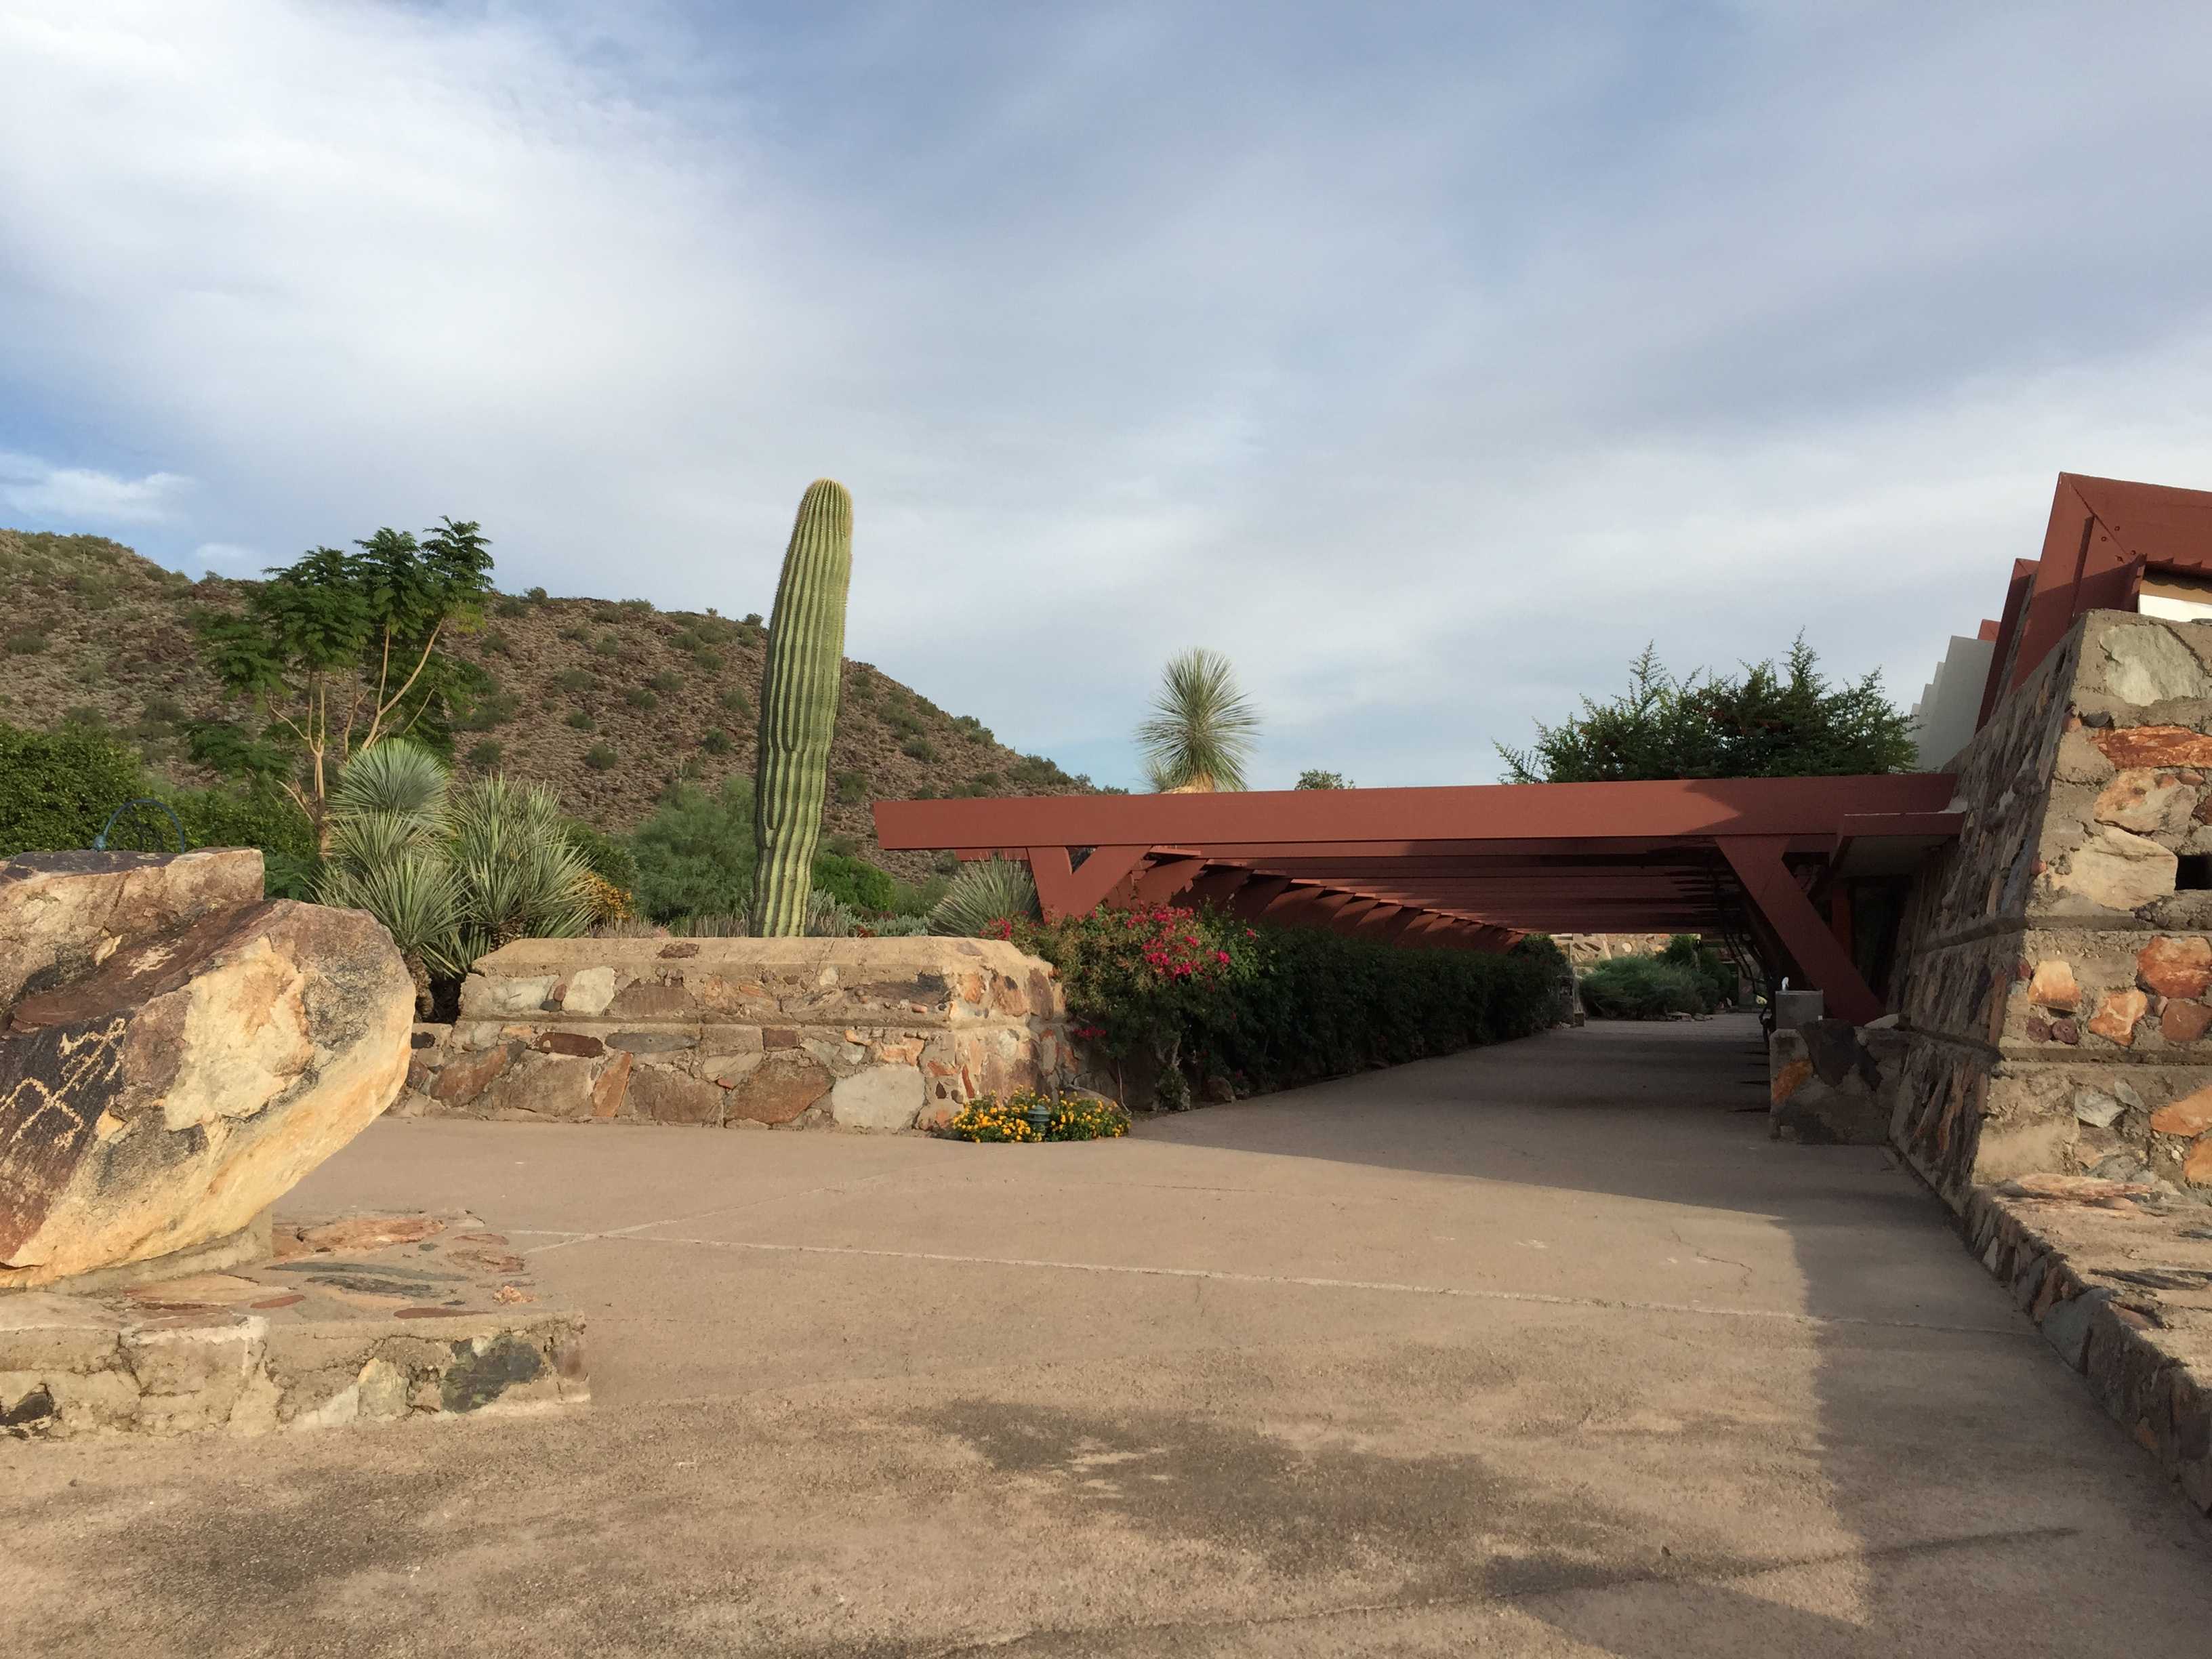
left=1014, top=903, right=1557, bottom=1105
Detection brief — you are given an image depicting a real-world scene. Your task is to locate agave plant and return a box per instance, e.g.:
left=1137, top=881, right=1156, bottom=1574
left=929, top=857, right=1039, bottom=937
left=1136, top=648, right=1261, bottom=792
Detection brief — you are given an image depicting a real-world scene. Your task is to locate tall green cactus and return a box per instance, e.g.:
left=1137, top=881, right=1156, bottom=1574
left=752, top=479, right=854, bottom=935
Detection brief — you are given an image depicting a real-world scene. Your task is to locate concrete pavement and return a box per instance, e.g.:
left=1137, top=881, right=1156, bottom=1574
left=4, top=1014, right=2207, bottom=1654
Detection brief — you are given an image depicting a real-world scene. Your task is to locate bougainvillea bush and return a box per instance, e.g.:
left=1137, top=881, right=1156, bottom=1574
left=1004, top=903, right=1557, bottom=1108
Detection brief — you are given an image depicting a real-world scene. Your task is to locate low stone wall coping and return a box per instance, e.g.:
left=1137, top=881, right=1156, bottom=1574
left=1959, top=1179, right=2212, bottom=1515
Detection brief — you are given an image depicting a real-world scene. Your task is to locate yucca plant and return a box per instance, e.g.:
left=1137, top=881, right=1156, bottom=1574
left=1136, top=648, right=1261, bottom=792
left=445, top=774, right=595, bottom=966
left=930, top=857, right=1040, bottom=937
left=316, top=740, right=596, bottom=1008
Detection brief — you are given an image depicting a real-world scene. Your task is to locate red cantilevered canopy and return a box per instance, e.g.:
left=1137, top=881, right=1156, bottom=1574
left=874, top=773, right=1961, bottom=1025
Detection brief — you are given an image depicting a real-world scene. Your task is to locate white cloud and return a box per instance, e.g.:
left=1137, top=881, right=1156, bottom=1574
left=1, top=3, right=2209, bottom=788
left=0, top=452, right=192, bottom=525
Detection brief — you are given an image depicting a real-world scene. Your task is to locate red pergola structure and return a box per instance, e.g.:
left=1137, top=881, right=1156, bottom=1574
left=874, top=773, right=1960, bottom=1025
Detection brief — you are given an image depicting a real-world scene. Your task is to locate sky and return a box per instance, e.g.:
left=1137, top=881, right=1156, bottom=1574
left=3, top=2, right=2210, bottom=790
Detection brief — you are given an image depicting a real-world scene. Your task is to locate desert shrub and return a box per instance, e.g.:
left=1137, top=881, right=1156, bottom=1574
left=525, top=586, right=548, bottom=602
left=1579, top=954, right=1707, bottom=1019
left=834, top=769, right=867, bottom=804
left=494, top=595, right=529, bottom=618
left=623, top=687, right=659, bottom=710
left=451, top=687, right=521, bottom=731
left=466, top=739, right=503, bottom=770
left=812, top=849, right=895, bottom=914
left=5, top=631, right=48, bottom=655
left=1660, top=933, right=1736, bottom=1007
left=628, top=775, right=756, bottom=922
left=583, top=743, right=617, bottom=770
left=648, top=671, right=681, bottom=694
left=888, top=875, right=949, bottom=917
left=861, top=913, right=932, bottom=937
left=719, top=687, right=752, bottom=715
left=566, top=710, right=594, bottom=731
left=949, top=714, right=992, bottom=743
left=480, top=628, right=514, bottom=655
left=939, top=1089, right=1129, bottom=1143
left=552, top=668, right=596, bottom=694
left=700, top=727, right=732, bottom=755
left=0, top=720, right=152, bottom=854
left=1013, top=905, right=1556, bottom=1107
left=900, top=735, right=937, bottom=762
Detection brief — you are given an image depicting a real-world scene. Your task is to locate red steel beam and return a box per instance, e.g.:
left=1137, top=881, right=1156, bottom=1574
left=875, top=774, right=1958, bottom=855
left=1130, top=856, right=1209, bottom=905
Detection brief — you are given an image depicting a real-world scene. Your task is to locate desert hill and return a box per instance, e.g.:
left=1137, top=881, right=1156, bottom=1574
left=0, top=527, right=1098, bottom=878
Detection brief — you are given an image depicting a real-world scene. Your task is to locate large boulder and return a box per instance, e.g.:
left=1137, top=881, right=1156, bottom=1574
left=0, top=848, right=264, bottom=1010
left=1, top=853, right=411, bottom=1289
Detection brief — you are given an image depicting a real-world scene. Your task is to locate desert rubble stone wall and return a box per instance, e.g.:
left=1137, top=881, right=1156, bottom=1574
left=1890, top=610, right=2212, bottom=1208
left=399, top=935, right=1076, bottom=1133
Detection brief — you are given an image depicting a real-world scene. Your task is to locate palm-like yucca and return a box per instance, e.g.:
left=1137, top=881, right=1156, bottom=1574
left=930, top=857, right=1040, bottom=937
left=317, top=741, right=457, bottom=998
left=1136, top=648, right=1261, bottom=792
left=316, top=740, right=595, bottom=1004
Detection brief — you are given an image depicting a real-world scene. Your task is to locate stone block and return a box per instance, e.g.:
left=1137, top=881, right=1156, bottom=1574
left=726, top=1050, right=832, bottom=1125
left=476, top=1052, right=599, bottom=1122
left=830, top=1065, right=925, bottom=1130
left=624, top=1064, right=724, bottom=1126
left=459, top=974, right=556, bottom=1017
left=558, top=966, right=617, bottom=1015
left=2047, top=826, right=2177, bottom=914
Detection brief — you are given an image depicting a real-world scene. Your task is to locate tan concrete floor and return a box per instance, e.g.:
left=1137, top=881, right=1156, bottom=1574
left=5, top=1014, right=2209, bottom=1656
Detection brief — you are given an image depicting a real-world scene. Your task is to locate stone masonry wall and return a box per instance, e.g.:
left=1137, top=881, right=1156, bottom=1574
left=1891, top=611, right=2212, bottom=1208
left=395, top=936, right=1076, bottom=1134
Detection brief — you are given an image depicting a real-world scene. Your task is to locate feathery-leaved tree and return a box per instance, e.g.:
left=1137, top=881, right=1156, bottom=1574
left=1136, top=648, right=1261, bottom=793
left=193, top=518, right=495, bottom=851
left=1498, top=637, right=1917, bottom=783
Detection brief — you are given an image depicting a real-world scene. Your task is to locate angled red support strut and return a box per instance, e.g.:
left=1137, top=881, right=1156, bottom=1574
left=1717, top=836, right=1881, bottom=1025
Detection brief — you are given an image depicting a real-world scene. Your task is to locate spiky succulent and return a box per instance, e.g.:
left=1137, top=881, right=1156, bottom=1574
left=929, top=857, right=1040, bottom=937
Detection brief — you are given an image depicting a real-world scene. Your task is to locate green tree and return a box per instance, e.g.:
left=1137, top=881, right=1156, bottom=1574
left=1498, top=638, right=1917, bottom=783
left=1137, top=648, right=1261, bottom=792
left=1295, top=769, right=1351, bottom=790
left=192, top=518, right=496, bottom=847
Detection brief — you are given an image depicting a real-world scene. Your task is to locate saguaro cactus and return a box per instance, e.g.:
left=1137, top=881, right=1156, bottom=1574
left=752, top=479, right=854, bottom=935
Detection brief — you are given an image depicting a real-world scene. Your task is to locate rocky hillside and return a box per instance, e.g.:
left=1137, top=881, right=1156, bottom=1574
left=0, top=528, right=1099, bottom=878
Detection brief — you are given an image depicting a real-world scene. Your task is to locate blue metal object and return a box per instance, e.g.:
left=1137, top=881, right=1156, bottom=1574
left=92, top=798, right=186, bottom=855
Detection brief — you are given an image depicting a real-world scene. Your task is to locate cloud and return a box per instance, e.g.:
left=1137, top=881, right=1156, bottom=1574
left=2, top=3, right=2209, bottom=788
left=0, top=453, right=192, bottom=525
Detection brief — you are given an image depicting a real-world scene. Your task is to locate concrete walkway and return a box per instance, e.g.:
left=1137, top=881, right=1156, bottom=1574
left=5, top=1015, right=2209, bottom=1655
